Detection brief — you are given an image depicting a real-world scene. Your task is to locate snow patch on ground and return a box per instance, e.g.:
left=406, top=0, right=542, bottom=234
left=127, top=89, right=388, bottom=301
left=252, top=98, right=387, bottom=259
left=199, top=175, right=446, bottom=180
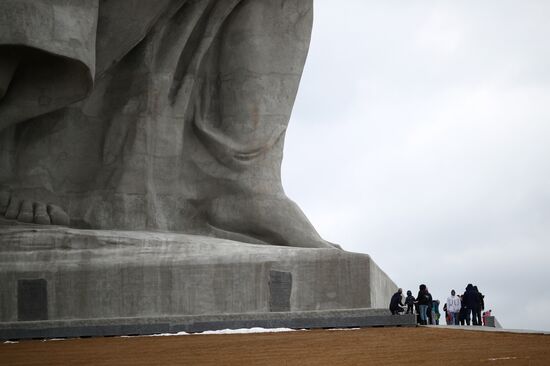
left=485, top=357, right=518, bottom=361
left=42, top=338, right=67, bottom=342
left=327, top=328, right=360, bottom=331
left=148, top=332, right=190, bottom=337
left=197, top=328, right=298, bottom=335
left=122, top=327, right=301, bottom=338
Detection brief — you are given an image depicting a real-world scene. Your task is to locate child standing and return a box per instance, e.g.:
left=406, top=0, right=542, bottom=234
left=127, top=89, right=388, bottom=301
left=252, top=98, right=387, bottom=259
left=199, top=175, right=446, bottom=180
left=405, top=290, right=415, bottom=314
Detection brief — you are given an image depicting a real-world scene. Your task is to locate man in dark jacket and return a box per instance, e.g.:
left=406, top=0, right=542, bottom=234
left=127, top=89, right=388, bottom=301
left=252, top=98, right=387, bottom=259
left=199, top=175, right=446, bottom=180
left=462, top=284, right=479, bottom=325
left=389, top=288, right=405, bottom=315
left=473, top=286, right=484, bottom=326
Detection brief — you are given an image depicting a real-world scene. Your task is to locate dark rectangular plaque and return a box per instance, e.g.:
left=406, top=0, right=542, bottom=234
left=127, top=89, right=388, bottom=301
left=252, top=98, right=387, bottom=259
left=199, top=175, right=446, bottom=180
left=17, top=279, right=48, bottom=321
left=269, top=270, right=292, bottom=312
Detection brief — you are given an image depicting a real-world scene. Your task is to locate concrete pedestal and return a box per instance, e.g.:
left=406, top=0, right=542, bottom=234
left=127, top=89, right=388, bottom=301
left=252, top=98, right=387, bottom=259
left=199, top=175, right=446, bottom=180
left=0, top=224, right=398, bottom=338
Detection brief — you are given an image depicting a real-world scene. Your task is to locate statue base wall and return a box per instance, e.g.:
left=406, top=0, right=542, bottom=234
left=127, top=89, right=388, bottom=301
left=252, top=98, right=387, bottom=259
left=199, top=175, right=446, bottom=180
left=0, top=223, right=400, bottom=338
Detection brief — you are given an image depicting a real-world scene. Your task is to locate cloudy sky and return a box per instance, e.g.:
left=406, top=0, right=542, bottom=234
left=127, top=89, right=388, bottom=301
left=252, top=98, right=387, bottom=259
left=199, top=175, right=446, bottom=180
left=282, top=0, right=550, bottom=331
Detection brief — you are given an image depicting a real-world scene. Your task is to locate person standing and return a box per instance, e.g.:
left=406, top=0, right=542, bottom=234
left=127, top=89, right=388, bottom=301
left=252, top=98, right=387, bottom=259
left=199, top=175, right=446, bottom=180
left=459, top=295, right=467, bottom=325
left=389, top=288, right=405, bottom=315
left=443, top=303, right=451, bottom=325
left=405, top=290, right=416, bottom=314
left=446, top=289, right=461, bottom=325
left=431, top=300, right=441, bottom=325
left=462, top=284, right=478, bottom=325
left=417, top=284, right=432, bottom=325
left=473, top=286, right=484, bottom=326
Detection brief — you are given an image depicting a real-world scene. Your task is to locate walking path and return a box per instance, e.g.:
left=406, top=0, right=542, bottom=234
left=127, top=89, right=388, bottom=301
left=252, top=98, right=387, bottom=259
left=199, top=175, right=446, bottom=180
left=2, top=327, right=549, bottom=365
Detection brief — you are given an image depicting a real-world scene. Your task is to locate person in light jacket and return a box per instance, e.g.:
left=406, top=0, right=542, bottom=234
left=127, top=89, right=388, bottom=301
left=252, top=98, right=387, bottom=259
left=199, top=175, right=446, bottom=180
left=446, top=289, right=461, bottom=325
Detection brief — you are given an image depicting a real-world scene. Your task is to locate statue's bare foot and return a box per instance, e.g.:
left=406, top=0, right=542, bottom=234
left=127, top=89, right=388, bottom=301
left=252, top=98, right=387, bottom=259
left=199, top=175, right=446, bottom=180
left=0, top=191, right=69, bottom=226
left=206, top=194, right=340, bottom=249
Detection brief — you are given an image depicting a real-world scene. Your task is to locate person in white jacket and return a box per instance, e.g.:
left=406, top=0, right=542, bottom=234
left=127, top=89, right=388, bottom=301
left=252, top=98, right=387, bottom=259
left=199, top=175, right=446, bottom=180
left=446, top=290, right=462, bottom=325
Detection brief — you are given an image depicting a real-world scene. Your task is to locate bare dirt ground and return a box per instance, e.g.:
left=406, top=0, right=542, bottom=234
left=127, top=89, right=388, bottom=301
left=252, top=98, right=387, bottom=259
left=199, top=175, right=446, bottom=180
left=2, top=327, right=550, bottom=366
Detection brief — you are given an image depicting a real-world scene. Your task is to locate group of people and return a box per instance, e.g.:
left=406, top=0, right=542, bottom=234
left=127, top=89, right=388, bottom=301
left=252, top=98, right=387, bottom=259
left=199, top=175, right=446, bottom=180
left=389, top=283, right=486, bottom=326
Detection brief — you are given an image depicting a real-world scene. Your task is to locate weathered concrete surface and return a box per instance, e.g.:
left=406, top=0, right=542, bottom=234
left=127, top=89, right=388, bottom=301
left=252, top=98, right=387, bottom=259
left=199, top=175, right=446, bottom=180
left=0, top=2, right=402, bottom=340
left=0, top=310, right=415, bottom=340
left=0, top=224, right=397, bottom=324
left=0, top=0, right=335, bottom=249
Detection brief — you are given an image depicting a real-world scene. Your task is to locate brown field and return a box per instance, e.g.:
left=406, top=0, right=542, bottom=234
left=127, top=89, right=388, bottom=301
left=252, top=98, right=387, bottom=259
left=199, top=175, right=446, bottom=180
left=2, top=327, right=550, bottom=366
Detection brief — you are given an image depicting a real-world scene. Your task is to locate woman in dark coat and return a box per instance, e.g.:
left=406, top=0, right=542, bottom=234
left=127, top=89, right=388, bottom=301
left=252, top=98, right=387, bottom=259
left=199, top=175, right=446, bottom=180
left=473, top=286, right=484, bottom=326
left=463, top=284, right=479, bottom=325
left=416, top=284, right=432, bottom=325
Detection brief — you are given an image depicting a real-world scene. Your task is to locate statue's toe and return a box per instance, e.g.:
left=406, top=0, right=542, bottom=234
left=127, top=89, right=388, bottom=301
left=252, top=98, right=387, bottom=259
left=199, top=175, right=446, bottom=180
left=47, top=204, right=70, bottom=226
left=17, top=200, right=34, bottom=223
left=34, top=202, right=51, bottom=225
left=4, top=197, right=20, bottom=220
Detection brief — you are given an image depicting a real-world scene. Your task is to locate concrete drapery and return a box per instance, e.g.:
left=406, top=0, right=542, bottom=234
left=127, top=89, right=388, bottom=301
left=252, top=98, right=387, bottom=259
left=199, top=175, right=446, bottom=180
left=0, top=0, right=334, bottom=248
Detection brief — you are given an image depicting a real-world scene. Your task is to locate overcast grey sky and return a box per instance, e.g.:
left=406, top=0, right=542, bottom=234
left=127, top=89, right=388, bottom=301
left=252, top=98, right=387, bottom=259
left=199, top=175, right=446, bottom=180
left=283, top=0, right=550, bottom=331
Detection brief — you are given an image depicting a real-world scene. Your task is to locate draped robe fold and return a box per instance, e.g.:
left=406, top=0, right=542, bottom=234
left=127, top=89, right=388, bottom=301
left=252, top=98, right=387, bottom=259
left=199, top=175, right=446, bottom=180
left=0, top=0, right=330, bottom=248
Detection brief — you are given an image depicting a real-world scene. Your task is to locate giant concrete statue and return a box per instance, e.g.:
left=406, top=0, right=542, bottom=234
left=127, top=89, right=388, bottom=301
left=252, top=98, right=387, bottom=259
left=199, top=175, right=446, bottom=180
left=0, top=1, right=400, bottom=338
left=0, top=0, right=334, bottom=248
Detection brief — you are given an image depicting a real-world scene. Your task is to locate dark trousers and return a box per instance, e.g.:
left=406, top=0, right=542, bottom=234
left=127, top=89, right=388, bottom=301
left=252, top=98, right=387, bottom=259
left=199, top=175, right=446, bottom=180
left=459, top=309, right=467, bottom=325
left=473, top=308, right=482, bottom=325
left=465, top=308, right=478, bottom=325
left=406, top=304, right=414, bottom=314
